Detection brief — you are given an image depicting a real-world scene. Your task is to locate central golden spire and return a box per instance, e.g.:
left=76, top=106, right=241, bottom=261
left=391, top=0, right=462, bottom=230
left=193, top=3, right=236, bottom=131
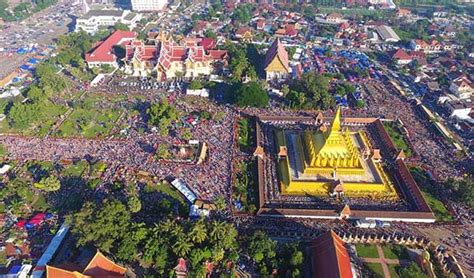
left=303, top=106, right=362, bottom=170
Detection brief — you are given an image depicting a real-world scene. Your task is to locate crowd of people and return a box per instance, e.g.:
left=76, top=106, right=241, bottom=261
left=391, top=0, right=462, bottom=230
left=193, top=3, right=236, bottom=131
left=362, top=80, right=463, bottom=180
left=0, top=72, right=472, bottom=275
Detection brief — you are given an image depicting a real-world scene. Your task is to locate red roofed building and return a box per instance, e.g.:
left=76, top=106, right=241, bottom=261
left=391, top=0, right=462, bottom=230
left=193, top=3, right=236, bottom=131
left=46, top=250, right=126, bottom=278
left=326, top=12, right=344, bottom=24
left=391, top=49, right=412, bottom=65
left=124, top=40, right=158, bottom=76
left=397, top=8, right=411, bottom=17
left=123, top=33, right=227, bottom=80
left=285, top=24, right=298, bottom=37
left=85, top=30, right=137, bottom=68
left=264, top=38, right=290, bottom=81
left=235, top=27, right=253, bottom=42
left=410, top=39, right=442, bottom=53
left=310, top=231, right=354, bottom=278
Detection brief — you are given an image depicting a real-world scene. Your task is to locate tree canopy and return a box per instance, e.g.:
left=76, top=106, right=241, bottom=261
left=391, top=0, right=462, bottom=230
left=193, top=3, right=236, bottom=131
left=68, top=199, right=240, bottom=276
left=286, top=72, right=334, bottom=110
left=147, top=99, right=179, bottom=136
left=234, top=82, right=269, bottom=108
left=33, top=176, right=61, bottom=192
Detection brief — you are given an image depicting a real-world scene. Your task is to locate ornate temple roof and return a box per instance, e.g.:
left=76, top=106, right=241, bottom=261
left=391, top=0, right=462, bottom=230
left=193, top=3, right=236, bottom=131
left=46, top=250, right=126, bottom=278
left=264, top=38, right=290, bottom=73
left=310, top=230, right=353, bottom=278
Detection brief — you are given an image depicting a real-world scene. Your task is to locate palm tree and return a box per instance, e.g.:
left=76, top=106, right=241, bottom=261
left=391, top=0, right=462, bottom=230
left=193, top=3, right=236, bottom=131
left=8, top=199, right=23, bottom=215
left=173, top=237, right=193, bottom=257
left=159, top=219, right=176, bottom=233
left=209, top=221, right=226, bottom=242
left=190, top=220, right=207, bottom=244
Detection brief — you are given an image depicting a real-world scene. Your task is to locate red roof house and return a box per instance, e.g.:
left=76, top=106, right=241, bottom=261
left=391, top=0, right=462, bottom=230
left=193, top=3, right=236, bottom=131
left=85, top=30, right=137, bottom=67
left=391, top=49, right=412, bottom=65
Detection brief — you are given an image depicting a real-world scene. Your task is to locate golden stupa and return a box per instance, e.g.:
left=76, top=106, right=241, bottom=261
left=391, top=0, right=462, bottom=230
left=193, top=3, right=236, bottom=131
left=302, top=107, right=365, bottom=176
left=276, top=107, right=398, bottom=199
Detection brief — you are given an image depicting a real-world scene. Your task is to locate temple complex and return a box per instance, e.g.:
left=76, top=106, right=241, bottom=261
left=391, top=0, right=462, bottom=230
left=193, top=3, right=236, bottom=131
left=264, top=38, right=290, bottom=81
left=255, top=111, right=436, bottom=223
left=123, top=32, right=228, bottom=80
left=275, top=107, right=397, bottom=199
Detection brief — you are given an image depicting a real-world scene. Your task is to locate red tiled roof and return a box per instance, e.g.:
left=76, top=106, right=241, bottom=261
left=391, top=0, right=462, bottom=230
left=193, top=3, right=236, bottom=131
left=47, top=250, right=126, bottom=278
left=157, top=39, right=226, bottom=73
left=208, top=49, right=228, bottom=60
left=392, top=49, right=412, bottom=61
left=285, top=24, right=298, bottom=37
left=85, top=30, right=136, bottom=63
left=200, top=38, right=216, bottom=50
left=125, top=40, right=157, bottom=62
left=83, top=251, right=126, bottom=277
left=310, top=231, right=353, bottom=278
left=236, top=27, right=252, bottom=36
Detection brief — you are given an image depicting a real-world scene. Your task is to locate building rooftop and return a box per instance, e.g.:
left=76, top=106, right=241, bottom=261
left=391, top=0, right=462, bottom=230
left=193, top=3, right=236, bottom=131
left=310, top=230, right=353, bottom=278
left=81, top=9, right=125, bottom=20
left=85, top=30, right=137, bottom=63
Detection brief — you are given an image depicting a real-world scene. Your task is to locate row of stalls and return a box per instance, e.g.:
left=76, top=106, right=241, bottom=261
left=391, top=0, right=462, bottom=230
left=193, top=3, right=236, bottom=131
left=0, top=45, right=55, bottom=90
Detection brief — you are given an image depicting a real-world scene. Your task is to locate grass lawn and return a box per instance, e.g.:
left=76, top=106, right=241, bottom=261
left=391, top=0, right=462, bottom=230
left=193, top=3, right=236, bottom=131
left=383, top=122, right=412, bottom=157
left=237, top=118, right=255, bottom=152
left=0, top=144, right=6, bottom=157
left=364, top=263, right=384, bottom=278
left=55, top=107, right=121, bottom=138
left=388, top=264, right=400, bottom=278
left=410, top=167, right=453, bottom=222
left=382, top=244, right=409, bottom=260
left=90, top=161, right=107, bottom=178
left=60, top=108, right=119, bottom=138
left=356, top=244, right=379, bottom=258
left=422, top=191, right=453, bottom=222
left=154, top=181, right=187, bottom=206
left=31, top=193, right=49, bottom=211
left=62, top=160, right=89, bottom=177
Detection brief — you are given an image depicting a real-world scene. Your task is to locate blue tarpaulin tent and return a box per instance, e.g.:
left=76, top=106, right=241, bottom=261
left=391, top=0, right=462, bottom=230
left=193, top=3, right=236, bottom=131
left=20, top=64, right=31, bottom=71
left=16, top=48, right=27, bottom=54
left=28, top=58, right=39, bottom=64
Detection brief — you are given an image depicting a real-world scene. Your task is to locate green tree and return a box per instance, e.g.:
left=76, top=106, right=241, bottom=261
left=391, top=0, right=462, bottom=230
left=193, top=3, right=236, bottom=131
left=214, top=195, right=226, bottom=211
left=33, top=176, right=61, bottom=192
left=226, top=42, right=256, bottom=82
left=188, top=80, right=203, bottom=90
left=180, top=128, right=192, bottom=141
left=68, top=199, right=131, bottom=252
left=190, top=218, right=207, bottom=243
left=246, top=230, right=277, bottom=275
left=235, top=82, right=269, bottom=108
left=113, top=21, right=130, bottom=31
left=231, top=4, right=253, bottom=23
left=173, top=237, right=193, bottom=257
left=204, top=29, right=217, bottom=40
left=147, top=99, right=178, bottom=132
left=156, top=144, right=170, bottom=159
left=399, top=262, right=426, bottom=278
left=287, top=72, right=333, bottom=109
left=116, top=223, right=148, bottom=261
left=128, top=196, right=142, bottom=213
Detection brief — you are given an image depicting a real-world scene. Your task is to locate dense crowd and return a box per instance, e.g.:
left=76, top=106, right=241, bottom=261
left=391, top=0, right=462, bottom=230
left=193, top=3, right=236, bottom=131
left=0, top=73, right=472, bottom=274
